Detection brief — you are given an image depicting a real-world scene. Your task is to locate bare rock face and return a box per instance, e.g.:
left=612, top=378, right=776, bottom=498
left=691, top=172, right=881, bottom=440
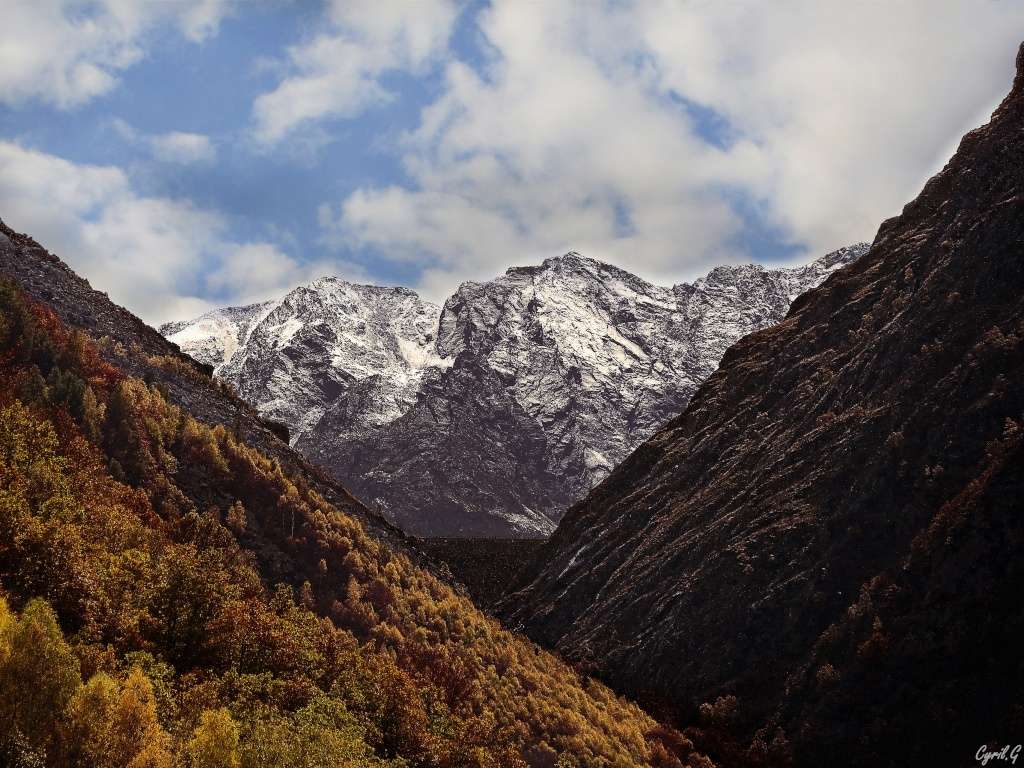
left=164, top=247, right=865, bottom=537
left=500, top=43, right=1024, bottom=767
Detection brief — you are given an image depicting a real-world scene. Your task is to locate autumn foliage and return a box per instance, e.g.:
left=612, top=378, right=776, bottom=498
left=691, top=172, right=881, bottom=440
left=0, top=281, right=708, bottom=767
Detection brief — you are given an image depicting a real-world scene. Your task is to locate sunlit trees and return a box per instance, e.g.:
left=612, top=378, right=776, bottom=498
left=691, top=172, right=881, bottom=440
left=65, top=668, right=172, bottom=768
left=0, top=599, right=80, bottom=755
left=186, top=709, right=241, bottom=768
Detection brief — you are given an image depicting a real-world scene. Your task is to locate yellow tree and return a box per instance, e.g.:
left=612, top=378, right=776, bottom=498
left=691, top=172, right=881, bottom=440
left=109, top=667, right=172, bottom=768
left=65, top=667, right=172, bottom=768
left=0, top=598, right=81, bottom=754
left=187, top=708, right=241, bottom=768
left=65, top=672, right=119, bottom=766
left=0, top=598, right=12, bottom=667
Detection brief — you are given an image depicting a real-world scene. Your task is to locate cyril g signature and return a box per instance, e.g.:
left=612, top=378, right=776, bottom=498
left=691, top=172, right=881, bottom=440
left=977, top=745, right=1022, bottom=766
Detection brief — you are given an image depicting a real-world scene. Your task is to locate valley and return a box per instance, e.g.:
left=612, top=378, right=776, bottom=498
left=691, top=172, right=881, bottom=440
left=0, top=6, right=1019, bottom=765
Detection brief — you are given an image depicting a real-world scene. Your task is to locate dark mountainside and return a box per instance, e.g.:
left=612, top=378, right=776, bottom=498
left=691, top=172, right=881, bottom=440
left=502, top=44, right=1024, bottom=766
left=417, top=538, right=546, bottom=607
left=307, top=355, right=570, bottom=539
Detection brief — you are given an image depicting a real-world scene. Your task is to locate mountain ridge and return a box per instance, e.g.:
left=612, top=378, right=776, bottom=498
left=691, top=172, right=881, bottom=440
left=164, top=244, right=867, bottom=537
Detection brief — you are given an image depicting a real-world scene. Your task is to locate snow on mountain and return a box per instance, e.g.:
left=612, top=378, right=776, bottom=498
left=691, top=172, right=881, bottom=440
left=160, top=301, right=274, bottom=370
left=162, top=244, right=868, bottom=537
left=164, top=278, right=446, bottom=444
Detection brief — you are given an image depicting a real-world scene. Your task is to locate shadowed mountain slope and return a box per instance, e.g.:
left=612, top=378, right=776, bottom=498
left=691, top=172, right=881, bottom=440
left=501, top=43, right=1024, bottom=766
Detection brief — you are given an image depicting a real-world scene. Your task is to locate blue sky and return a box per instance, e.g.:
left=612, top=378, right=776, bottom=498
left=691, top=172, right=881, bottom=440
left=1, top=1, right=1022, bottom=324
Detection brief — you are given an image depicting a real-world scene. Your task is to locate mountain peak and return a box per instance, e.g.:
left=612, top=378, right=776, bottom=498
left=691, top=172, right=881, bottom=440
left=499, top=250, right=606, bottom=279
left=305, top=274, right=423, bottom=300
left=539, top=250, right=632, bottom=276
left=814, top=241, right=872, bottom=270
left=168, top=243, right=863, bottom=537
left=542, top=250, right=592, bottom=268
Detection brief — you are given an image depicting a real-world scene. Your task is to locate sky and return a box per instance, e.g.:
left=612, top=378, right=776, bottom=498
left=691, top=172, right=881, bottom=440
left=1, top=1, right=1022, bottom=326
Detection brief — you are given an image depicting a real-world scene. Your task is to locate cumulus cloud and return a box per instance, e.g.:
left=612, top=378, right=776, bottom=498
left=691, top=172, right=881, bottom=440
left=149, top=131, right=217, bottom=164
left=0, top=141, right=342, bottom=325
left=318, top=0, right=1024, bottom=300
left=251, top=0, right=458, bottom=145
left=630, top=1, right=1024, bottom=264
left=206, top=242, right=368, bottom=307
left=0, top=0, right=231, bottom=109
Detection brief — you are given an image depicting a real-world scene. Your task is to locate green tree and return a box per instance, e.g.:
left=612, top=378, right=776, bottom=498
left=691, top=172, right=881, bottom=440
left=292, top=696, right=382, bottom=767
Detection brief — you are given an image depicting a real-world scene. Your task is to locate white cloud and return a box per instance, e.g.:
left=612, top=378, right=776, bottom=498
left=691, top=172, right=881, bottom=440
left=0, top=141, right=344, bottom=325
left=206, top=242, right=369, bottom=307
left=111, top=120, right=216, bottom=165
left=149, top=131, right=216, bottom=164
left=251, top=0, right=458, bottom=145
left=318, top=0, right=1024, bottom=300
left=630, top=1, right=1024, bottom=264
left=178, top=0, right=232, bottom=43
left=0, top=0, right=231, bottom=109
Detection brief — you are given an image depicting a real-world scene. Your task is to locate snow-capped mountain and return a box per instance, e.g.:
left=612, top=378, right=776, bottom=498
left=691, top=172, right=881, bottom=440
left=163, top=278, right=447, bottom=443
left=162, top=244, right=868, bottom=537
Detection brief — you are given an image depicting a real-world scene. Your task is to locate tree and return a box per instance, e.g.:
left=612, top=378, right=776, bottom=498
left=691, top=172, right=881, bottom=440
left=187, top=708, right=241, bottom=768
left=0, top=599, right=81, bottom=754
left=66, top=668, right=173, bottom=768
left=79, top=386, right=105, bottom=444
left=109, top=668, right=172, bottom=768
left=65, top=672, right=120, bottom=767
left=291, top=696, right=381, bottom=767
left=226, top=501, right=247, bottom=533
left=0, top=598, right=12, bottom=668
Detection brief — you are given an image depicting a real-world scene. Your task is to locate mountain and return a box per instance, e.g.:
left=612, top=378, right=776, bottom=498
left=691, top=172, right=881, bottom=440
left=164, top=246, right=866, bottom=537
left=500, top=43, right=1024, bottom=766
left=0, top=218, right=714, bottom=766
left=162, top=280, right=446, bottom=447
left=0, top=223, right=410, bottom=554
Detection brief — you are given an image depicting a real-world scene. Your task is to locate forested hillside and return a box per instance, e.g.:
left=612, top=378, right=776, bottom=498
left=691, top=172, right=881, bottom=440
left=0, top=267, right=711, bottom=766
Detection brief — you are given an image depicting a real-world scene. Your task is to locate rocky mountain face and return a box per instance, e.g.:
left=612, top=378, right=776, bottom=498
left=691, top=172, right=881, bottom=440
left=164, top=247, right=865, bottom=537
left=500, top=44, right=1024, bottom=767
left=161, top=279, right=446, bottom=445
